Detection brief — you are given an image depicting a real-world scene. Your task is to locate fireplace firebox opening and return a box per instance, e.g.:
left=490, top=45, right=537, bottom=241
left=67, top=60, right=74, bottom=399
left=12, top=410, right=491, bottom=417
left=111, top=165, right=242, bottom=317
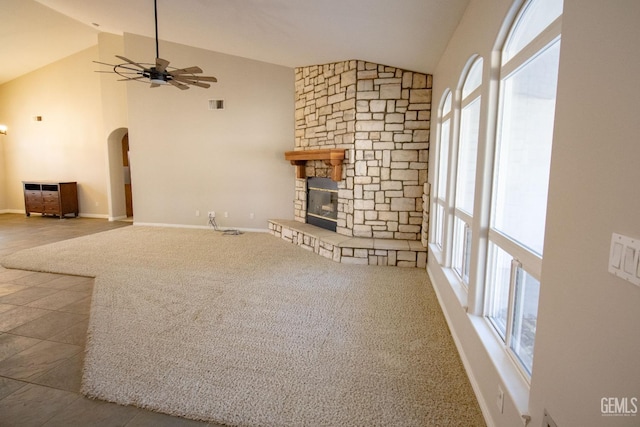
left=306, top=177, right=338, bottom=232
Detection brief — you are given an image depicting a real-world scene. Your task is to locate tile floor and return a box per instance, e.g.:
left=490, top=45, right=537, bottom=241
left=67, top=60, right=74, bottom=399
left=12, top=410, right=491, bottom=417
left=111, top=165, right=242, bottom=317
left=0, top=214, right=222, bottom=426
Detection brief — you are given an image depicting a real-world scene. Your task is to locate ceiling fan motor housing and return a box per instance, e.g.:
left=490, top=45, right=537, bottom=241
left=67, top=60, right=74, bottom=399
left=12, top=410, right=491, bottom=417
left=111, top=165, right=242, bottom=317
left=148, top=68, right=169, bottom=84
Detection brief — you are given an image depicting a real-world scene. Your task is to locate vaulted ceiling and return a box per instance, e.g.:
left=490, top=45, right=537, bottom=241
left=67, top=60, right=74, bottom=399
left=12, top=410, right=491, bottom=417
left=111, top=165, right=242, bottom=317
left=1, top=0, right=469, bottom=85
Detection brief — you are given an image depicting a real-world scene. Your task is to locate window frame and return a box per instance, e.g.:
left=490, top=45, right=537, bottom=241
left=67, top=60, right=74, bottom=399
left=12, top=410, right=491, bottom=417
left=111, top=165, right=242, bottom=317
left=483, top=0, right=562, bottom=380
left=430, top=90, right=453, bottom=262
left=427, top=0, right=562, bottom=384
left=451, top=57, right=483, bottom=287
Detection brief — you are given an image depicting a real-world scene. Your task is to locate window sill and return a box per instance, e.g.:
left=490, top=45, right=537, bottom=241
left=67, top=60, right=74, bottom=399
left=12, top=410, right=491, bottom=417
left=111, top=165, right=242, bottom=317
left=428, top=244, right=469, bottom=308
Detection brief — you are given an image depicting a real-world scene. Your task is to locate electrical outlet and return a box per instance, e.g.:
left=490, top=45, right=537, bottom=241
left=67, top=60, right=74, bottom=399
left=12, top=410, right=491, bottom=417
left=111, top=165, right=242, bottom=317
left=496, top=385, right=504, bottom=414
left=195, top=210, right=200, bottom=217
left=224, top=211, right=228, bottom=218
left=208, top=211, right=215, bottom=218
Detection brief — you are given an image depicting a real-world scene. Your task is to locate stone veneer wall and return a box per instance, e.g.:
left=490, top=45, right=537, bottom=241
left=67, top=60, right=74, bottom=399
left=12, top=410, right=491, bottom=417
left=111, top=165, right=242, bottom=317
left=293, top=60, right=431, bottom=242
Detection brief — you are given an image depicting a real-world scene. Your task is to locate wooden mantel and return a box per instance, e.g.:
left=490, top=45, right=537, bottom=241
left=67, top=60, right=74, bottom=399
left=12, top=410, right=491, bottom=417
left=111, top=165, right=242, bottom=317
left=284, top=149, right=346, bottom=182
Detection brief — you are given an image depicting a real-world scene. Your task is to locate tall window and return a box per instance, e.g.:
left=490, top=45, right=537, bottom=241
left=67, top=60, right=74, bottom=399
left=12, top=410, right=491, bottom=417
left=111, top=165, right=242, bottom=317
left=428, top=0, right=562, bottom=382
left=485, top=0, right=562, bottom=376
left=432, top=91, right=452, bottom=250
left=452, top=58, right=483, bottom=285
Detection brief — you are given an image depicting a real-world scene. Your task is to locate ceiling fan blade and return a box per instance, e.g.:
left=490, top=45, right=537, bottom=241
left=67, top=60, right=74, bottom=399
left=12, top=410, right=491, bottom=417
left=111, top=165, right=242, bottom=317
left=93, top=60, right=117, bottom=67
left=156, top=58, right=170, bottom=72
left=168, top=79, right=189, bottom=90
left=117, top=65, right=147, bottom=73
left=115, top=55, right=147, bottom=70
left=117, top=77, right=146, bottom=81
left=96, top=71, right=142, bottom=77
left=97, top=62, right=146, bottom=73
left=197, top=76, right=218, bottom=83
left=193, top=82, right=210, bottom=89
left=172, top=75, right=217, bottom=82
left=172, top=76, right=211, bottom=87
left=172, top=78, right=210, bottom=89
left=171, top=66, right=203, bottom=75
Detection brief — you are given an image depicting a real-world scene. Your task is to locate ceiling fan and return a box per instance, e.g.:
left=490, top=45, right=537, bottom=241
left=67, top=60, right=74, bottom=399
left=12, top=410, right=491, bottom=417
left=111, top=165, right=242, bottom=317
left=94, top=0, right=217, bottom=90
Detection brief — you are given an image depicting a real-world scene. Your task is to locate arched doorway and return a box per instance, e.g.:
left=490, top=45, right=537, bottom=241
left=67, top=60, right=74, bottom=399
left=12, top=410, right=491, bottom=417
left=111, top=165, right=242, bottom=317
left=106, top=127, right=132, bottom=221
left=122, top=133, right=133, bottom=217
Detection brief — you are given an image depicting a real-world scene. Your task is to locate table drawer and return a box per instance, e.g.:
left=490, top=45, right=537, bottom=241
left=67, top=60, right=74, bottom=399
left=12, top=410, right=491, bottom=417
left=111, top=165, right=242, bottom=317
left=27, top=203, right=44, bottom=212
left=26, top=195, right=42, bottom=204
left=44, top=204, right=60, bottom=214
left=25, top=191, right=41, bottom=199
left=42, top=193, right=59, bottom=204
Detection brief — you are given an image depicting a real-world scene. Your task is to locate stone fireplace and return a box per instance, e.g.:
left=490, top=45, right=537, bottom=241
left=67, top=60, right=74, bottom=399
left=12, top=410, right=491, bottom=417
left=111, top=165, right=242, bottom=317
left=270, top=59, right=431, bottom=267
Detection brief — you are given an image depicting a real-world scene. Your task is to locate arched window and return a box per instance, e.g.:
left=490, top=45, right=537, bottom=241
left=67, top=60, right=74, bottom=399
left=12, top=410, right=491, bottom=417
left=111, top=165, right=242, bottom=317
left=431, top=90, right=452, bottom=251
left=485, top=0, right=562, bottom=376
left=452, top=57, right=483, bottom=285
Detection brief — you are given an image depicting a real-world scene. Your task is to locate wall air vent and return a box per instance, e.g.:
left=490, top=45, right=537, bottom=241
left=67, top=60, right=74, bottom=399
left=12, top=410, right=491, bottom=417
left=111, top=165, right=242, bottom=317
left=209, top=99, right=225, bottom=110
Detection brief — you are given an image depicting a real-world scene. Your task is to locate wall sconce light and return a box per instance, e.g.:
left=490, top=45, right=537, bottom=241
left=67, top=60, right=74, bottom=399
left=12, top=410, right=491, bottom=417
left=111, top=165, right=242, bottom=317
left=0, top=125, right=7, bottom=135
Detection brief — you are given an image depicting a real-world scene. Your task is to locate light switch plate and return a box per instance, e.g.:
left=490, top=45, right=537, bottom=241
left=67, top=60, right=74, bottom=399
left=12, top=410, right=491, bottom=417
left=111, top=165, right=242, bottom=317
left=609, top=233, right=640, bottom=287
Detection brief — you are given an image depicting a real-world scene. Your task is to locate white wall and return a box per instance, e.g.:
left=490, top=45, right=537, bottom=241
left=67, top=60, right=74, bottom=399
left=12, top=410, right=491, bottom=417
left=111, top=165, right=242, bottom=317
left=428, top=0, right=640, bottom=426
left=97, top=33, right=129, bottom=135
left=0, top=46, right=109, bottom=217
left=124, top=34, right=295, bottom=229
left=530, top=1, right=640, bottom=426
left=97, top=33, right=129, bottom=220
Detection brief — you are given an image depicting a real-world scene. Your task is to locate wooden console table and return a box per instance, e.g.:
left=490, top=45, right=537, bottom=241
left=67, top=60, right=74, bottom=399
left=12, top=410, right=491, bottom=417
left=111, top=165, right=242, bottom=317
left=23, top=181, right=79, bottom=218
left=284, top=149, right=346, bottom=181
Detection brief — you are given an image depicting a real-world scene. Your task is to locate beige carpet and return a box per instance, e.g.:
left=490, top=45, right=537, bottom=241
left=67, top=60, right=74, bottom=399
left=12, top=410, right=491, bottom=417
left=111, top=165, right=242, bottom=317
left=1, top=226, right=485, bottom=426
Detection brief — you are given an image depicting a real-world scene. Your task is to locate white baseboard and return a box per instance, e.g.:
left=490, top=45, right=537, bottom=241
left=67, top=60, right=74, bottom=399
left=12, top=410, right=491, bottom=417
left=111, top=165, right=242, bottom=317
left=78, top=213, right=109, bottom=219
left=133, top=222, right=270, bottom=233
left=0, top=209, right=25, bottom=215
left=134, top=222, right=210, bottom=230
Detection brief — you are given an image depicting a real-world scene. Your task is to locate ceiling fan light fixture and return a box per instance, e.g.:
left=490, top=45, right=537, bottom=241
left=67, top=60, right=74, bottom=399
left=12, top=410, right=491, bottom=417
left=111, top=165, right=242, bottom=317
left=149, top=72, right=168, bottom=84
